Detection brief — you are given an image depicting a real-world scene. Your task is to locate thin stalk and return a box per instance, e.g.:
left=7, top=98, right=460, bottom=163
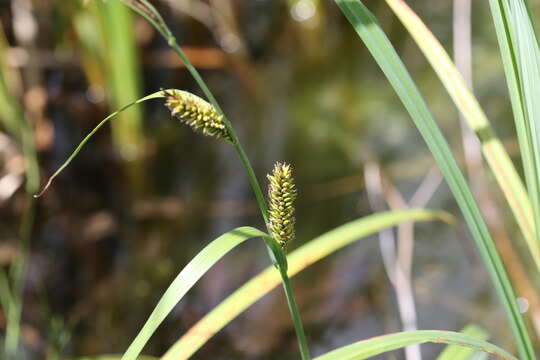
left=172, top=42, right=310, bottom=358
left=281, top=269, right=311, bottom=360
left=5, top=299, right=21, bottom=358
left=121, top=1, right=309, bottom=357
left=165, top=37, right=270, bottom=225
left=0, top=269, right=11, bottom=313
left=335, top=1, right=534, bottom=358
left=0, top=6, right=39, bottom=357
left=2, top=95, right=39, bottom=360
left=168, top=34, right=310, bottom=359
left=5, top=195, right=35, bottom=359
left=126, top=0, right=270, bottom=224
left=0, top=61, right=39, bottom=360
left=382, top=0, right=538, bottom=264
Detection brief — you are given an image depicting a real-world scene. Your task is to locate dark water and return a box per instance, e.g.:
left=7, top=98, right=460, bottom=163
left=0, top=0, right=527, bottom=359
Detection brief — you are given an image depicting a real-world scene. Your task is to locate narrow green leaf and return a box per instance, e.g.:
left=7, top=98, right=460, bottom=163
left=487, top=0, right=540, bottom=252
left=334, top=1, right=534, bottom=358
left=313, top=330, right=516, bottom=360
left=77, top=356, right=157, bottom=360
left=509, top=1, right=540, bottom=252
left=34, top=91, right=166, bottom=198
left=162, top=209, right=450, bottom=359
left=119, top=1, right=310, bottom=355
left=468, top=354, right=489, bottom=360
left=122, top=226, right=267, bottom=360
left=0, top=268, right=11, bottom=312
left=383, top=0, right=539, bottom=270
left=0, top=23, right=22, bottom=137
left=437, top=325, right=489, bottom=360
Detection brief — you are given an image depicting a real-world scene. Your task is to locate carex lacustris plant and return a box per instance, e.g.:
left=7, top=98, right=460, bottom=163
left=35, top=87, right=311, bottom=359
left=123, top=2, right=312, bottom=355
left=35, top=0, right=311, bottom=355
left=162, top=89, right=310, bottom=359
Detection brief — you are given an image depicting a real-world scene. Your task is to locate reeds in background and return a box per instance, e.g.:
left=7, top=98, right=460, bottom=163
left=2, top=0, right=540, bottom=359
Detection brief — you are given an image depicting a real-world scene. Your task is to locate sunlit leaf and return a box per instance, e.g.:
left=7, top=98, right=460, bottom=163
left=162, top=209, right=450, bottom=359
left=334, top=0, right=534, bottom=358
left=314, top=330, right=515, bottom=360
left=121, top=227, right=267, bottom=360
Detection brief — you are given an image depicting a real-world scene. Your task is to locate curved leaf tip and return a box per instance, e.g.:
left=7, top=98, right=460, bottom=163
left=33, top=90, right=169, bottom=198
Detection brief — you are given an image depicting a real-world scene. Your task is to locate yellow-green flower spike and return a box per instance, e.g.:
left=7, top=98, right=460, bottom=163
left=164, top=89, right=232, bottom=142
left=267, top=162, right=297, bottom=248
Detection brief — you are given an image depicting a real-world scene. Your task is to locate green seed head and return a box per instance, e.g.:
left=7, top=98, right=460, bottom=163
left=164, top=90, right=232, bottom=142
left=268, top=162, right=297, bottom=248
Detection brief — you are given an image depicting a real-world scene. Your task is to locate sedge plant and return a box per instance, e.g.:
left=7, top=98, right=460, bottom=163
left=0, top=20, right=39, bottom=360
left=162, top=0, right=540, bottom=359
left=332, top=0, right=540, bottom=359
left=36, top=89, right=311, bottom=359
left=36, top=1, right=312, bottom=356
left=33, top=0, right=540, bottom=359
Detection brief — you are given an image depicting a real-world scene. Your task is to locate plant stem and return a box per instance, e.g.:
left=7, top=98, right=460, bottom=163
left=165, top=38, right=270, bottom=225
left=3, top=95, right=39, bottom=359
left=5, top=195, right=35, bottom=359
left=169, top=36, right=310, bottom=356
left=280, top=269, right=311, bottom=360
left=122, top=1, right=310, bottom=357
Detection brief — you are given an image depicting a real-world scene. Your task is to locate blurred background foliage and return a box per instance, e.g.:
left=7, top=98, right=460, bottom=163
left=0, top=0, right=537, bottom=358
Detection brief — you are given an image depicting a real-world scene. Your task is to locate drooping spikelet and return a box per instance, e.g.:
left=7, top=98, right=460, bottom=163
left=164, top=89, right=232, bottom=141
left=267, top=162, right=297, bottom=248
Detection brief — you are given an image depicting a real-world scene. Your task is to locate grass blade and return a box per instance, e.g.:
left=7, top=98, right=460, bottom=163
left=78, top=356, right=157, bottom=360
left=34, top=91, right=165, bottom=198
left=383, top=0, right=539, bottom=270
left=0, top=20, right=39, bottom=359
left=334, top=1, right=534, bottom=358
left=162, top=209, right=450, bottom=359
left=437, top=325, right=489, bottom=360
left=0, top=24, right=22, bottom=137
left=487, top=0, right=540, bottom=252
left=119, top=3, right=311, bottom=357
left=467, top=354, right=489, bottom=360
left=122, top=226, right=267, bottom=360
left=313, top=330, right=516, bottom=360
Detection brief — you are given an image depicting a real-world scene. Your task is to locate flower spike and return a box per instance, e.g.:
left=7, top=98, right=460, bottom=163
left=267, top=162, right=297, bottom=248
left=164, top=89, right=232, bottom=142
